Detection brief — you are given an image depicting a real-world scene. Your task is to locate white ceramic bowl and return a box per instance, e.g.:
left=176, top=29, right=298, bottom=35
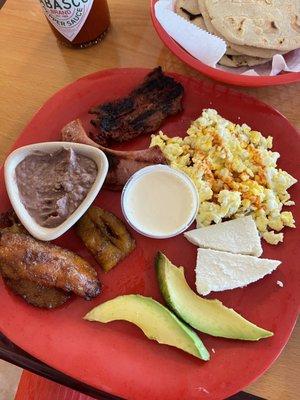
left=121, top=164, right=199, bottom=239
left=4, top=142, right=109, bottom=241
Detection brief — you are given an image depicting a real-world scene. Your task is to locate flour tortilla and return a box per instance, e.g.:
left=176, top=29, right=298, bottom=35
left=196, top=0, right=241, bottom=55
left=219, top=54, right=270, bottom=67
left=174, top=0, right=236, bottom=51
left=175, top=0, right=200, bottom=15
left=205, top=0, right=300, bottom=51
left=198, top=0, right=287, bottom=57
left=229, top=42, right=287, bottom=58
left=174, top=0, right=207, bottom=29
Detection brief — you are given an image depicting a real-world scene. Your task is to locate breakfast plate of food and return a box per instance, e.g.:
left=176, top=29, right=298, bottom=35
left=0, top=67, right=299, bottom=400
left=150, top=0, right=300, bottom=86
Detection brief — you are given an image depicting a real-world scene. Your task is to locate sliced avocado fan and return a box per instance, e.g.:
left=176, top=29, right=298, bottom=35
left=84, top=294, right=210, bottom=360
left=156, top=252, right=273, bottom=341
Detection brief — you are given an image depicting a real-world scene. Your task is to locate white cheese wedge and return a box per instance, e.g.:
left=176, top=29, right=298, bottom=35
left=195, top=248, right=281, bottom=296
left=184, top=216, right=262, bottom=256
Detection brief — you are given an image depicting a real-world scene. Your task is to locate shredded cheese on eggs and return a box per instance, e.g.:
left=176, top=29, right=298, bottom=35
left=150, top=109, right=297, bottom=244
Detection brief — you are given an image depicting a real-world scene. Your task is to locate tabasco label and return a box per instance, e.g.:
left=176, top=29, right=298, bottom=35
left=39, top=0, right=94, bottom=41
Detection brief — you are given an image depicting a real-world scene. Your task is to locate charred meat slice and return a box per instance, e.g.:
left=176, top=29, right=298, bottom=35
left=0, top=231, right=101, bottom=300
left=4, top=277, right=70, bottom=309
left=90, top=67, right=184, bottom=144
left=61, top=119, right=167, bottom=190
left=77, top=206, right=135, bottom=272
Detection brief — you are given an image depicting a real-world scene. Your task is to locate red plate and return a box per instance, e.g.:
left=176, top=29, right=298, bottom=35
left=150, top=0, right=300, bottom=87
left=0, top=69, right=299, bottom=400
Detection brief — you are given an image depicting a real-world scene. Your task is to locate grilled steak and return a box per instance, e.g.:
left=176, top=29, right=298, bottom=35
left=90, top=67, right=184, bottom=144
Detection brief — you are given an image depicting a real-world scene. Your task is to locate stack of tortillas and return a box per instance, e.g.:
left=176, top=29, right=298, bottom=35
left=174, top=0, right=300, bottom=67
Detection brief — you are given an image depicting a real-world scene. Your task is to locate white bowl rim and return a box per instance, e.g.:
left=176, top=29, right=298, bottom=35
left=4, top=141, right=109, bottom=241
left=121, top=164, right=199, bottom=239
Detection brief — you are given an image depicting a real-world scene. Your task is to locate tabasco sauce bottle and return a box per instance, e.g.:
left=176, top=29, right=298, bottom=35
left=39, top=0, right=110, bottom=48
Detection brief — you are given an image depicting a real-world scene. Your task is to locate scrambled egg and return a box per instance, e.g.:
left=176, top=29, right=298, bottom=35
left=150, top=109, right=297, bottom=244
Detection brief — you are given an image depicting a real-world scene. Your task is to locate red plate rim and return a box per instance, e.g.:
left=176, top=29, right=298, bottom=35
left=150, top=0, right=300, bottom=87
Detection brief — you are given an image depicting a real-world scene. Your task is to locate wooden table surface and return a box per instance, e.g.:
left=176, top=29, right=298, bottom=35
left=0, top=0, right=299, bottom=399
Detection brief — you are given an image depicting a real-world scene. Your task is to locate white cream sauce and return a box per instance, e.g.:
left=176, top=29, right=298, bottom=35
left=123, top=168, right=197, bottom=237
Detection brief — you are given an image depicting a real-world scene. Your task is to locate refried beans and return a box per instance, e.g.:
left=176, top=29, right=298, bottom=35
left=15, top=148, right=98, bottom=228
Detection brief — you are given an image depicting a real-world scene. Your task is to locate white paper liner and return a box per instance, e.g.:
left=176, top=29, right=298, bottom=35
left=155, top=0, right=226, bottom=67
left=155, top=0, right=300, bottom=76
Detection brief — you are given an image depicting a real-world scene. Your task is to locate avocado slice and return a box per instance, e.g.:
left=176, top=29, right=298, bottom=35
left=84, top=294, right=210, bottom=360
left=156, top=252, right=273, bottom=341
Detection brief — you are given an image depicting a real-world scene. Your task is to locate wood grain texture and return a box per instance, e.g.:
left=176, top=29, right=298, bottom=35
left=0, top=0, right=299, bottom=399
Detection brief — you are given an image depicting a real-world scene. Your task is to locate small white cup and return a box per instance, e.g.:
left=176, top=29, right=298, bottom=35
left=121, top=164, right=199, bottom=239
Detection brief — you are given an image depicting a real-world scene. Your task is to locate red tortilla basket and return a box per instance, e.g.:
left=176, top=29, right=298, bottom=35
left=150, top=0, right=300, bottom=87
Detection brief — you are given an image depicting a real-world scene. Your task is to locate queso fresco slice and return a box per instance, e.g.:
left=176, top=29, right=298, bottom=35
left=84, top=294, right=210, bottom=360
left=184, top=216, right=262, bottom=256
left=196, top=248, right=281, bottom=296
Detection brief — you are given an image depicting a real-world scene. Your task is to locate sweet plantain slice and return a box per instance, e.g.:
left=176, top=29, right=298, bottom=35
left=77, top=206, right=135, bottom=272
left=4, top=277, right=70, bottom=309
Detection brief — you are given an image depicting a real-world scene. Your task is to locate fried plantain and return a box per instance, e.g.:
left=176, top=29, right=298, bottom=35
left=0, top=231, right=101, bottom=300
left=4, top=277, right=70, bottom=309
left=0, top=211, right=67, bottom=308
left=77, top=206, right=135, bottom=272
left=0, top=210, right=101, bottom=308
